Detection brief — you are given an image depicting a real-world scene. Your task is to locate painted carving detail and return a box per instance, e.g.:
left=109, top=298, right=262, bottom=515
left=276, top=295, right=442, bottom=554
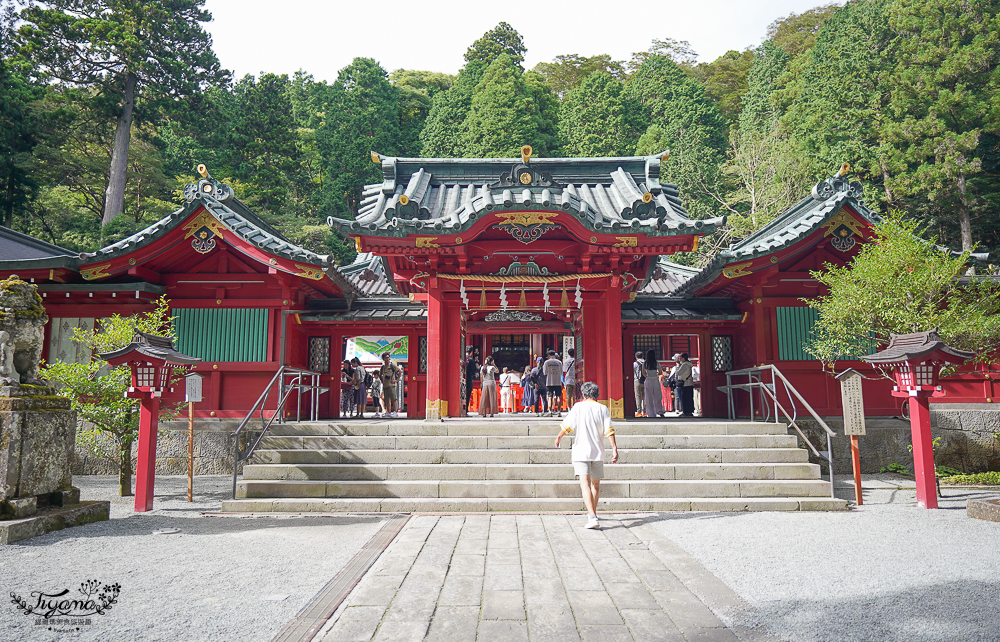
left=494, top=212, right=559, bottom=244
left=821, top=210, right=866, bottom=253
left=496, top=260, right=551, bottom=277
left=722, top=262, right=754, bottom=279
left=484, top=310, right=542, bottom=322
left=183, top=211, right=226, bottom=254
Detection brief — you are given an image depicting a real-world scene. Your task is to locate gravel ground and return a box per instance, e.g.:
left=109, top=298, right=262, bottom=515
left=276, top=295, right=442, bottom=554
left=646, top=475, right=1000, bottom=642
left=2, top=475, right=389, bottom=642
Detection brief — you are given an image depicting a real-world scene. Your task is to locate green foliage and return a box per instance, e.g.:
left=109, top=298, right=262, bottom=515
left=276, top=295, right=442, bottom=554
left=690, top=49, right=756, bottom=126
left=766, top=3, right=841, bottom=58
left=316, top=58, right=400, bottom=218
left=559, top=72, right=641, bottom=157
left=533, top=54, right=626, bottom=98
left=880, top=462, right=911, bottom=475
left=628, top=55, right=728, bottom=220
left=391, top=70, right=455, bottom=156
left=805, top=215, right=1000, bottom=364
left=43, top=297, right=176, bottom=496
left=885, top=0, right=1000, bottom=252
left=228, top=73, right=303, bottom=217
left=628, top=38, right=699, bottom=73
left=15, top=0, right=228, bottom=222
left=461, top=54, right=543, bottom=158
left=463, top=22, right=526, bottom=73
left=939, top=471, right=1000, bottom=485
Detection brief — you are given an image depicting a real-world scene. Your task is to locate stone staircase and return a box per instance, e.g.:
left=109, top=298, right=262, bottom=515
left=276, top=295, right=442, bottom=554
left=220, top=418, right=847, bottom=512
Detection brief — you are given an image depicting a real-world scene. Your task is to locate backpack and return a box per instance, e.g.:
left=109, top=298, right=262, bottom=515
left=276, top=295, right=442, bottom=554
left=363, top=368, right=373, bottom=388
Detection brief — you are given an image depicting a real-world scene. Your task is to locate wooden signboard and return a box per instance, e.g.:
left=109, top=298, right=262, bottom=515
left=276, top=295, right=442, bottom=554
left=839, top=370, right=866, bottom=436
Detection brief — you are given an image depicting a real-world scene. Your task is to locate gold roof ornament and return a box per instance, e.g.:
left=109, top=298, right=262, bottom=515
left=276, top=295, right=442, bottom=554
left=197, top=164, right=208, bottom=178
left=839, top=163, right=851, bottom=176
left=521, top=145, right=532, bottom=164
left=660, top=151, right=670, bottom=162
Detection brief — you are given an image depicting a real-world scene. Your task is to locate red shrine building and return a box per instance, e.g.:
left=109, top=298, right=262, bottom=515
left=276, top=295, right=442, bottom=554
left=2, top=152, right=996, bottom=421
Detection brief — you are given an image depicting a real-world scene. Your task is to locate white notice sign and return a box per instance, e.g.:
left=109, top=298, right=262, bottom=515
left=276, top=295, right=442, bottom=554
left=185, top=373, right=204, bottom=403
left=838, top=371, right=866, bottom=436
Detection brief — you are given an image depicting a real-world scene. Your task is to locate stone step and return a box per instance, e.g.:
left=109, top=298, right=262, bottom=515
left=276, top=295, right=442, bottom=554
left=249, top=447, right=810, bottom=465
left=220, top=496, right=848, bottom=513
left=241, top=462, right=822, bottom=482
left=264, top=421, right=789, bottom=437
left=235, top=479, right=834, bottom=500
left=257, top=434, right=800, bottom=451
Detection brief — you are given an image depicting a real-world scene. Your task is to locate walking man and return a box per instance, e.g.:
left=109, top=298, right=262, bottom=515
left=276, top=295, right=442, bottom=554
left=562, top=348, right=577, bottom=407
left=554, top=381, right=618, bottom=529
left=632, top=352, right=645, bottom=417
left=379, top=352, right=403, bottom=418
left=543, top=349, right=563, bottom=416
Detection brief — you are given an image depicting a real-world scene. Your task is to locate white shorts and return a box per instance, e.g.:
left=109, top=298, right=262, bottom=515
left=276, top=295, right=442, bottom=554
left=573, top=460, right=604, bottom=479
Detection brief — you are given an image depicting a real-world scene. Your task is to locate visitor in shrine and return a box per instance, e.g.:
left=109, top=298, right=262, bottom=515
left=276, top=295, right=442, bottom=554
left=521, top=364, right=537, bottom=413
left=530, top=357, right=548, bottom=416
left=633, top=352, right=646, bottom=417
left=543, top=349, right=564, bottom=416
left=673, top=353, right=695, bottom=417
left=500, top=367, right=518, bottom=413
left=479, top=356, right=499, bottom=417
left=378, top=351, right=403, bottom=418
left=369, top=370, right=384, bottom=418
left=563, top=348, right=577, bottom=407
left=464, top=347, right=478, bottom=409
left=644, top=350, right=666, bottom=417
left=350, top=357, right=368, bottom=419
left=554, top=381, right=618, bottom=530
left=341, top=359, right=356, bottom=417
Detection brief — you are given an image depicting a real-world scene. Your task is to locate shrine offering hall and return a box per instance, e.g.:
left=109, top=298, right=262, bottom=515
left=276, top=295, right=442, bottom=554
left=2, top=151, right=996, bottom=421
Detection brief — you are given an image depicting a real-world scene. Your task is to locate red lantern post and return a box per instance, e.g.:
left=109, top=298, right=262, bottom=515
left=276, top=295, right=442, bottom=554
left=862, top=330, right=974, bottom=509
left=99, top=332, right=200, bottom=512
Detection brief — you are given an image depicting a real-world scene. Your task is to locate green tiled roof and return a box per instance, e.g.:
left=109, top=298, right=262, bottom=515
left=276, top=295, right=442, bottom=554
left=328, top=153, right=725, bottom=239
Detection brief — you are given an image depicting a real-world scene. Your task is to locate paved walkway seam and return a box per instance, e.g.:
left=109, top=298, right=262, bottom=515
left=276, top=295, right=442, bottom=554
left=272, top=514, right=410, bottom=642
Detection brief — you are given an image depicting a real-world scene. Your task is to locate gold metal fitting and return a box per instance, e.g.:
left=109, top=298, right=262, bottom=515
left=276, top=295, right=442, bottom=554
left=371, top=151, right=381, bottom=164
left=399, top=194, right=409, bottom=206
left=839, top=162, right=851, bottom=176
left=197, top=164, right=208, bottom=178
left=660, top=151, right=670, bottom=162
left=642, top=192, right=653, bottom=203
left=521, top=145, right=532, bottom=164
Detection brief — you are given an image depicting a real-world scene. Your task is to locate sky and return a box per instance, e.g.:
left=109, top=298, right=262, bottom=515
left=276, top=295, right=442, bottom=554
left=202, top=0, right=841, bottom=83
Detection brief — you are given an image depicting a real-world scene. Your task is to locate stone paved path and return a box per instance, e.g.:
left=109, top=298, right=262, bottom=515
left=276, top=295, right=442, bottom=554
left=316, top=513, right=772, bottom=642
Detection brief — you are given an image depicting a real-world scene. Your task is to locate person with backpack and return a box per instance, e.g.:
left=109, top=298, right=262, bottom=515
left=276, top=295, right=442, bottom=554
left=530, top=356, right=548, bottom=416
left=521, top=364, right=536, bottom=412
left=350, top=357, right=368, bottom=419
left=378, top=351, right=403, bottom=418
left=543, top=349, right=563, bottom=416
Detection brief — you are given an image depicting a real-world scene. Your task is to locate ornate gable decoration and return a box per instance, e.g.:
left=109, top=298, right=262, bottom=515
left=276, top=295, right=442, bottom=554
left=484, top=310, right=542, bottom=322
left=489, top=146, right=564, bottom=189
left=183, top=210, right=226, bottom=254
left=821, top=210, right=867, bottom=252
left=497, top=260, right=550, bottom=277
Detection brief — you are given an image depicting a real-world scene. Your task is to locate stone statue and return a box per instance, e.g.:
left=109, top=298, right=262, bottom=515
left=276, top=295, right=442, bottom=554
left=0, top=276, right=48, bottom=387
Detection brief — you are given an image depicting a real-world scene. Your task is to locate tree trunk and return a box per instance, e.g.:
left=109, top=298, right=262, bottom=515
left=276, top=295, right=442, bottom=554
left=102, top=71, right=137, bottom=226
left=957, top=172, right=972, bottom=252
left=881, top=167, right=894, bottom=206
left=3, top=173, right=14, bottom=228
left=119, top=434, right=134, bottom=497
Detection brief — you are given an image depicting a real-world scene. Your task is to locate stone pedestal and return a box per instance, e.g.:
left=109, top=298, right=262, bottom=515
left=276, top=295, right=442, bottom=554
left=0, top=385, right=109, bottom=542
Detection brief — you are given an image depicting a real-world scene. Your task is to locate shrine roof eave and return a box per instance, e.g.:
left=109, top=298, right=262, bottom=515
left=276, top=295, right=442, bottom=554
left=37, top=282, right=166, bottom=295
left=860, top=330, right=975, bottom=365
left=0, top=225, right=79, bottom=262
left=673, top=172, right=881, bottom=298
left=0, top=255, right=80, bottom=272
left=328, top=151, right=724, bottom=242
left=66, top=171, right=363, bottom=299
left=624, top=295, right=741, bottom=321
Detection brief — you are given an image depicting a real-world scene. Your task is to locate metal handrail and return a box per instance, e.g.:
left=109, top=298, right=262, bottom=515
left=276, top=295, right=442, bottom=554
left=230, top=366, right=328, bottom=498
left=720, top=365, right=837, bottom=498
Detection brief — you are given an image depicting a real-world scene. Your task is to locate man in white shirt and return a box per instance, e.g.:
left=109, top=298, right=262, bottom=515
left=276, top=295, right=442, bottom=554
left=554, top=381, right=618, bottom=530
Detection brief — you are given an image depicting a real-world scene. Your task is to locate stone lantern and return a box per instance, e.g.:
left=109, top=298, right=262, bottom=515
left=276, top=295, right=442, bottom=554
left=99, top=332, right=200, bottom=512
left=861, top=330, right=974, bottom=508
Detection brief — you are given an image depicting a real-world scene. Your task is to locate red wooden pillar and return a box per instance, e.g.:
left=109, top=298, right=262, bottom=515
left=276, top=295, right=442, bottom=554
left=134, top=395, right=160, bottom=512
left=328, top=331, right=343, bottom=419
left=908, top=395, right=938, bottom=509
left=426, top=282, right=462, bottom=419
left=604, top=288, right=625, bottom=419
left=581, top=296, right=608, bottom=405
